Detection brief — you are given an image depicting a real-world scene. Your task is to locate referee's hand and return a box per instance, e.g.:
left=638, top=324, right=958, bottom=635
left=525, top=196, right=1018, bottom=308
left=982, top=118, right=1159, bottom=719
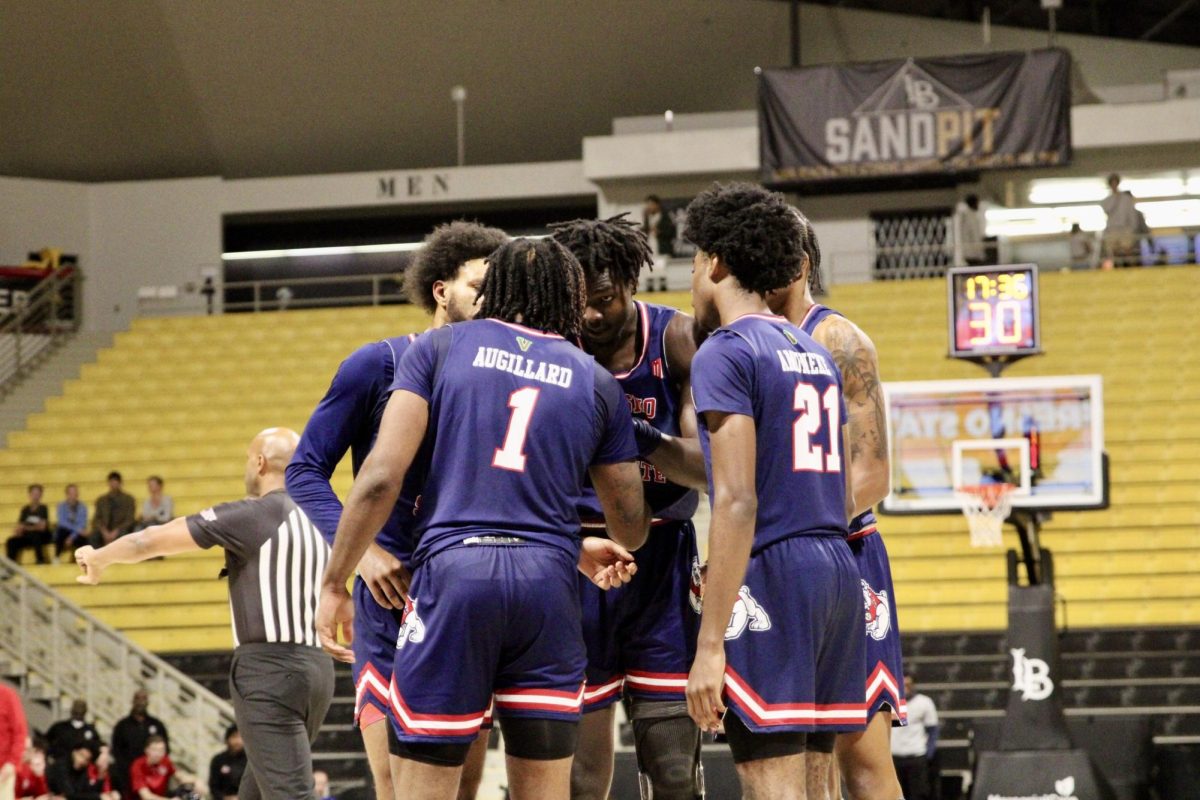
left=75, top=546, right=105, bottom=585
left=316, top=583, right=355, bottom=663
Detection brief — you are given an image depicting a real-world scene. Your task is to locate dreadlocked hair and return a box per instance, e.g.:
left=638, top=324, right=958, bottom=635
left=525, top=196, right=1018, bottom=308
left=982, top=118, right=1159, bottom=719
left=796, top=211, right=824, bottom=295
left=683, top=182, right=804, bottom=296
left=476, top=238, right=587, bottom=339
left=548, top=214, right=654, bottom=288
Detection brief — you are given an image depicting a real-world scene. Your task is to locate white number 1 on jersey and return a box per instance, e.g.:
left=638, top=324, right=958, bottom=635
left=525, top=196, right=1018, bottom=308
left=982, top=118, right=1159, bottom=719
left=493, top=387, right=541, bottom=472
left=792, top=383, right=842, bottom=472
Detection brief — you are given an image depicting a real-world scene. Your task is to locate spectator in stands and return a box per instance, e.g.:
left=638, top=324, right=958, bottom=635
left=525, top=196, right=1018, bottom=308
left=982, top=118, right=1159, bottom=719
left=135, top=478, right=173, bottom=531
left=1069, top=223, right=1095, bottom=271
left=90, top=472, right=136, bottom=547
left=641, top=194, right=676, bottom=257
left=111, top=690, right=168, bottom=800
left=129, top=736, right=202, bottom=800
left=312, top=770, right=334, bottom=800
left=207, top=726, right=245, bottom=800
left=46, top=743, right=117, bottom=800
left=46, top=700, right=102, bottom=762
left=92, top=746, right=121, bottom=800
left=954, top=194, right=986, bottom=267
left=891, top=673, right=939, bottom=800
left=55, top=484, right=89, bottom=561
left=8, top=484, right=51, bottom=565
left=14, top=745, right=49, bottom=800
left=1101, top=173, right=1139, bottom=268
left=0, top=682, right=28, bottom=800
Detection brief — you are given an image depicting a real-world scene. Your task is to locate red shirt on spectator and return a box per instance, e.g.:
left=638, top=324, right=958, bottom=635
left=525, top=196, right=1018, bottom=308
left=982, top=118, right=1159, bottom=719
left=130, top=754, right=174, bottom=797
left=0, top=684, right=26, bottom=769
left=15, top=763, right=48, bottom=799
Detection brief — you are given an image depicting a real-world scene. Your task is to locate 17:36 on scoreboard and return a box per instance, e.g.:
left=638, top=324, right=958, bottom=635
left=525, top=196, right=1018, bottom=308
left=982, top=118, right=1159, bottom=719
left=947, top=264, right=1041, bottom=359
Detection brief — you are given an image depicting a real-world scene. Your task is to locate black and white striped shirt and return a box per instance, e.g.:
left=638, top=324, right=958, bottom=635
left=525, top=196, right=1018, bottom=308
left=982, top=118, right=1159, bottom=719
left=186, top=490, right=329, bottom=647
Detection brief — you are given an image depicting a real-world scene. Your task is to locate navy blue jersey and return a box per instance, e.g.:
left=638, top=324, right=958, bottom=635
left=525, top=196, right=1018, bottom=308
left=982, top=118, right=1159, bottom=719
left=799, top=304, right=878, bottom=539
left=579, top=302, right=698, bottom=521
left=391, top=319, right=639, bottom=565
left=692, top=314, right=848, bottom=552
left=286, top=335, right=421, bottom=560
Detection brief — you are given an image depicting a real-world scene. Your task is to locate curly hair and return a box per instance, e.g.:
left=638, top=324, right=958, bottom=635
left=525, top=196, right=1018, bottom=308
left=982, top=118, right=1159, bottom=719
left=476, top=238, right=587, bottom=339
left=404, top=221, right=509, bottom=312
left=683, top=182, right=804, bottom=296
left=548, top=214, right=654, bottom=288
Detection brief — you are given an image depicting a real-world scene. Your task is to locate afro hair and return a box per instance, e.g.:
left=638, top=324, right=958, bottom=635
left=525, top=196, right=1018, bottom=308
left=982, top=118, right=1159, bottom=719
left=683, top=182, right=804, bottom=296
left=404, top=220, right=509, bottom=312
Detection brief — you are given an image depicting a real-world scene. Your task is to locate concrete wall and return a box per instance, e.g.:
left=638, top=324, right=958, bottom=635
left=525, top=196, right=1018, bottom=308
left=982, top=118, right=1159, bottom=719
left=0, top=177, right=89, bottom=266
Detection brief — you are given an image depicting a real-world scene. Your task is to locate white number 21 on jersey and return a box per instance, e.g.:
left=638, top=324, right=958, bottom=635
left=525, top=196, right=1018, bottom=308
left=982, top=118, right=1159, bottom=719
left=792, top=383, right=842, bottom=472
left=493, top=387, right=540, bottom=472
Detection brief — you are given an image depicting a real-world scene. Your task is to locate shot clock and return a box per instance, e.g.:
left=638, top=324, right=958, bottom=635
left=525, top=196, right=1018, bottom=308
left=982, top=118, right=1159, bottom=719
left=947, top=264, right=1040, bottom=359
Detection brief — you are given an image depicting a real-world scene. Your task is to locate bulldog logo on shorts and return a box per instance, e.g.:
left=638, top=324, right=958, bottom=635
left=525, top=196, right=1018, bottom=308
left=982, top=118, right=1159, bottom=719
left=862, top=579, right=891, bottom=641
left=396, top=597, right=425, bottom=650
left=688, top=556, right=704, bottom=615
left=724, top=586, right=771, bottom=640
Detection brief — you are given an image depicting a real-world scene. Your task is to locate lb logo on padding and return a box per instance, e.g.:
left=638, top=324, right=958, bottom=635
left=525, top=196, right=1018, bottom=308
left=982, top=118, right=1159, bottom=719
left=862, top=579, right=891, bottom=641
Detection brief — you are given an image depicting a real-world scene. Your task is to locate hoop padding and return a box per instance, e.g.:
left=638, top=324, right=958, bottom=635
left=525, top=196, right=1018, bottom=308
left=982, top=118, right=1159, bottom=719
left=956, top=484, right=1015, bottom=548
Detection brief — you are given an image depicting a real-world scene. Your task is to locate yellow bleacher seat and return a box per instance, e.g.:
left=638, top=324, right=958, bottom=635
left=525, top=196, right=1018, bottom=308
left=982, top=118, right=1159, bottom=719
left=3, top=268, right=1198, bottom=651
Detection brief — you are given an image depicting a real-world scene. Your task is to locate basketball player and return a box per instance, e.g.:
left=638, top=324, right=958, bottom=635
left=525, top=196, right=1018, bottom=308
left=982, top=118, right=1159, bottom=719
left=550, top=216, right=704, bottom=800
left=683, top=183, right=864, bottom=800
left=286, top=221, right=508, bottom=800
left=767, top=216, right=906, bottom=800
left=316, top=238, right=651, bottom=800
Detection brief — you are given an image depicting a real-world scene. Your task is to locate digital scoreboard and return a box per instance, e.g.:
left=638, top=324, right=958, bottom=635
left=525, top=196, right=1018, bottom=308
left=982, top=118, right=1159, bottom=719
left=947, top=264, right=1040, bottom=359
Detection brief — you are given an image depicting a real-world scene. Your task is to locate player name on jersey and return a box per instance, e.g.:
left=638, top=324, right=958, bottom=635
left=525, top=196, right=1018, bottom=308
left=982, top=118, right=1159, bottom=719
left=471, top=346, right=574, bottom=387
left=777, top=349, right=834, bottom=377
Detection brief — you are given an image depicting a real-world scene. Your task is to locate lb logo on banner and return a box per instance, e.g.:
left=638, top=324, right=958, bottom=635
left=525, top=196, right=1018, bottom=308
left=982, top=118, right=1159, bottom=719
left=759, top=48, right=1072, bottom=186
left=1011, top=647, right=1054, bottom=701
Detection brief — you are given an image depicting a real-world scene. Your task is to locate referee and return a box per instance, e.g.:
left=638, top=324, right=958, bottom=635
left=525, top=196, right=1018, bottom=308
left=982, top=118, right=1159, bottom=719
left=75, top=428, right=334, bottom=800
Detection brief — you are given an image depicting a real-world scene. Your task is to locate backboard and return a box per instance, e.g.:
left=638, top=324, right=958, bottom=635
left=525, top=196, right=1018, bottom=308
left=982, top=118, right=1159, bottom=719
left=881, top=375, right=1105, bottom=513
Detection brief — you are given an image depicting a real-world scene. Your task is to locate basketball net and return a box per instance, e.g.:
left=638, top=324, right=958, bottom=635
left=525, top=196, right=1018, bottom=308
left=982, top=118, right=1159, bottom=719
left=955, top=484, right=1015, bottom=547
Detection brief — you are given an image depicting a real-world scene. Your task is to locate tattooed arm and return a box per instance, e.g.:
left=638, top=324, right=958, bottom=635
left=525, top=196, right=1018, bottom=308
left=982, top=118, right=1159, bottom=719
left=814, top=315, right=889, bottom=515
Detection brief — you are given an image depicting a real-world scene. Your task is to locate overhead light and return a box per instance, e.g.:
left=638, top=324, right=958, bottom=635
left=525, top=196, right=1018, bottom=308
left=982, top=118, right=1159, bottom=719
left=984, top=205, right=1106, bottom=237
left=221, top=242, right=426, bottom=261
left=1028, top=179, right=1107, bottom=205
left=1120, top=177, right=1187, bottom=198
left=1136, top=199, right=1200, bottom=228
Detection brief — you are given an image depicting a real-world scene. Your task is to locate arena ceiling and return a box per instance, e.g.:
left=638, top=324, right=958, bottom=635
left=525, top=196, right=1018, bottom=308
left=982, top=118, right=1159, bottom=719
left=2, top=0, right=1197, bottom=183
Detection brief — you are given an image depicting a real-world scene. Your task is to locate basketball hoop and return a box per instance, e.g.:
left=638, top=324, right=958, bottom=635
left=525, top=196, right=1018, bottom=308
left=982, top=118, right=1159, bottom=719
left=955, top=484, right=1015, bottom=547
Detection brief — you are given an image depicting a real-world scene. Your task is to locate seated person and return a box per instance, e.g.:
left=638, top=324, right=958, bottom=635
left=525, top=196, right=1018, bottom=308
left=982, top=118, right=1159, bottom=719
left=90, top=472, right=136, bottom=547
left=15, top=745, right=49, bottom=800
left=7, top=484, right=50, bottom=564
left=135, top=477, right=173, bottom=531
left=130, top=736, right=204, bottom=800
left=55, top=484, right=89, bottom=561
left=47, top=744, right=117, bottom=800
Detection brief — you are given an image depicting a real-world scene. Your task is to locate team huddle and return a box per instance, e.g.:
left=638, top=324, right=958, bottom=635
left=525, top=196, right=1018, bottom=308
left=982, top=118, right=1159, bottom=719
left=299, top=183, right=907, bottom=800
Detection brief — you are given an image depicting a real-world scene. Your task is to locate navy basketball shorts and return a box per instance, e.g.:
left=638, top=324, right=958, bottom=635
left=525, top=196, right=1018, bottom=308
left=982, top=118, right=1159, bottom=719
left=849, top=531, right=908, bottom=725
left=578, top=520, right=701, bottom=711
left=722, top=534, right=867, bottom=734
left=389, top=542, right=586, bottom=746
left=352, top=576, right=400, bottom=728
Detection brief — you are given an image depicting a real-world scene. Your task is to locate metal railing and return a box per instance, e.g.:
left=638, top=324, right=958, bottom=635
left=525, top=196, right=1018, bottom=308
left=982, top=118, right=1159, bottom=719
left=0, top=268, right=81, bottom=399
left=222, top=273, right=404, bottom=312
left=0, top=556, right=235, bottom=773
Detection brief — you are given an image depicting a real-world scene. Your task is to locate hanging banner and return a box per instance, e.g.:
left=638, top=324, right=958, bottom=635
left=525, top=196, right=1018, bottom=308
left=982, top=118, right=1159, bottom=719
left=759, top=49, right=1071, bottom=186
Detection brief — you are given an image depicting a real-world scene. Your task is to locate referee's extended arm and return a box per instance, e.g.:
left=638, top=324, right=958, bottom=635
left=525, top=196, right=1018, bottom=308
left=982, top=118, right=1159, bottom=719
left=74, top=518, right=199, bottom=584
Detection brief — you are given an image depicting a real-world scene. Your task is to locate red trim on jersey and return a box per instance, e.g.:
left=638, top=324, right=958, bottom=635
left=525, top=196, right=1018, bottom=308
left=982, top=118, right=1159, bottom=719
left=723, top=666, right=866, bottom=727
left=611, top=302, right=652, bottom=379
left=582, top=677, right=624, bottom=707
left=625, top=670, right=689, bottom=693
left=389, top=677, right=488, bottom=736
left=799, top=303, right=825, bottom=331
left=493, top=685, right=585, bottom=714
left=490, top=319, right=565, bottom=339
left=865, top=662, right=908, bottom=722
left=358, top=704, right=387, bottom=729
left=354, top=663, right=391, bottom=719
left=733, top=312, right=789, bottom=325
left=846, top=525, right=878, bottom=542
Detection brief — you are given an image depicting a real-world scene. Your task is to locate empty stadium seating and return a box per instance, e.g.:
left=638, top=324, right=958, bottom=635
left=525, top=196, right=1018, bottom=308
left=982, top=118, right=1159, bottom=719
left=3, top=265, right=1198, bottom=651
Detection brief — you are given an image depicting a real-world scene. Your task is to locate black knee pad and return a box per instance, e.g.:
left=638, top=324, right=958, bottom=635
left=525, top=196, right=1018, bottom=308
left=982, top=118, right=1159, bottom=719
left=807, top=731, right=835, bottom=754
left=723, top=711, right=807, bottom=765
left=499, top=716, right=578, bottom=761
left=386, top=721, right=472, bottom=767
left=631, top=710, right=703, bottom=799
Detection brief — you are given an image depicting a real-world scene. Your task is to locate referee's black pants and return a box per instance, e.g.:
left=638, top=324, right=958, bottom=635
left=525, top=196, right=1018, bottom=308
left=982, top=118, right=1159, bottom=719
left=230, top=642, right=335, bottom=800
left=894, top=754, right=934, bottom=800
